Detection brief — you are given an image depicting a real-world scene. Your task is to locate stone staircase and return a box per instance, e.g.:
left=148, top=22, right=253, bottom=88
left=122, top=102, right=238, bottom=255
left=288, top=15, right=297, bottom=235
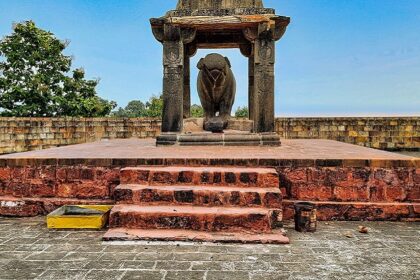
left=103, top=166, right=289, bottom=244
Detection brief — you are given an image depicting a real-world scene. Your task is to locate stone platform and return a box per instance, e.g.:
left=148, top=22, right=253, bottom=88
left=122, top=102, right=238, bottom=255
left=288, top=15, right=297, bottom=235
left=0, top=138, right=418, bottom=222
left=156, top=132, right=281, bottom=146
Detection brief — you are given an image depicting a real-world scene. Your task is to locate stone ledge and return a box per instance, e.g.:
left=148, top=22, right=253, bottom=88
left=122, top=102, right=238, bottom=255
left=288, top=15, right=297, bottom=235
left=156, top=132, right=281, bottom=146
left=283, top=200, right=420, bottom=222
left=0, top=196, right=114, bottom=217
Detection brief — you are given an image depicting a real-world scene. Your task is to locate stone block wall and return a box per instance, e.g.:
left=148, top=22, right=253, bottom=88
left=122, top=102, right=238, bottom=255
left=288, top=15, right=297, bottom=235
left=0, top=117, right=418, bottom=154
left=276, top=117, right=419, bottom=151
left=0, top=118, right=161, bottom=154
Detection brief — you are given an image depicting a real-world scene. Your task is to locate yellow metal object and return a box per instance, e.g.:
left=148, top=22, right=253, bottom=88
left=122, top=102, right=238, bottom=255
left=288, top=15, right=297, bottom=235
left=47, top=205, right=113, bottom=229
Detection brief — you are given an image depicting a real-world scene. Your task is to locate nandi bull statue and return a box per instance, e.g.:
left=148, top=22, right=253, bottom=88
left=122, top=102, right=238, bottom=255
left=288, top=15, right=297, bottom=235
left=197, top=53, right=236, bottom=132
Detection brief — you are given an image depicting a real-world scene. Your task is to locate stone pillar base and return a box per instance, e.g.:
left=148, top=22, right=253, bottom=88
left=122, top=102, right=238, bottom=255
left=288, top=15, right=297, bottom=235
left=156, top=132, right=281, bottom=146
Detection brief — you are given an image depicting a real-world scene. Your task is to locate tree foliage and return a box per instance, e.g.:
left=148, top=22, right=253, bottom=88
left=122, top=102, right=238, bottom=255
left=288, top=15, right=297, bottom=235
left=235, top=106, right=249, bottom=118
left=190, top=104, right=204, bottom=118
left=111, top=95, right=163, bottom=118
left=0, top=21, right=116, bottom=117
left=112, top=100, right=146, bottom=118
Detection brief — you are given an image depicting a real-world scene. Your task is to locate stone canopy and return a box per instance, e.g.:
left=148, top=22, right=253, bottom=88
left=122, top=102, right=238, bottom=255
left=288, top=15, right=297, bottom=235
left=150, top=0, right=290, bottom=136
left=171, top=0, right=272, bottom=16
left=176, top=0, right=264, bottom=10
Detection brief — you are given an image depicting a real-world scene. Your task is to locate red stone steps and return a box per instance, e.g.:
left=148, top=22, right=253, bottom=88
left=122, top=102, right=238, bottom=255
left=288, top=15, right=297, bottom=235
left=103, top=228, right=289, bottom=244
left=104, top=166, right=288, bottom=244
left=120, top=166, right=279, bottom=188
left=114, top=184, right=282, bottom=208
left=109, top=204, right=282, bottom=233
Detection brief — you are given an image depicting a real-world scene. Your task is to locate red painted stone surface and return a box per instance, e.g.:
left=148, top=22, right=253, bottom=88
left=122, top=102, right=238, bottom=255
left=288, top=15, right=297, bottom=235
left=114, top=184, right=282, bottom=208
left=120, top=167, right=279, bottom=188
left=109, top=205, right=279, bottom=233
left=278, top=167, right=418, bottom=204
left=108, top=166, right=285, bottom=243
left=283, top=200, right=419, bottom=221
left=0, top=138, right=418, bottom=223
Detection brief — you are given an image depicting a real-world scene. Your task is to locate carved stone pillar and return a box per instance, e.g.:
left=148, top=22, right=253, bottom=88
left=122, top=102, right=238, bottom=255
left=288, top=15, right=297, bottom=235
left=158, top=26, right=196, bottom=133
left=253, top=36, right=275, bottom=132
left=244, top=25, right=276, bottom=133
left=162, top=27, right=184, bottom=132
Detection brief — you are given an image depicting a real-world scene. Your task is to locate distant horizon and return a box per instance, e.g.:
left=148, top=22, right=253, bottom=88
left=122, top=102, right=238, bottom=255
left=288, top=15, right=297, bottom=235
left=0, top=0, right=419, bottom=117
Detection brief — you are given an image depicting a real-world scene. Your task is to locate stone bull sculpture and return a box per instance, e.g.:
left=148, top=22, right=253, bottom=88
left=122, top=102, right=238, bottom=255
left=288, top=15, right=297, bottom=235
left=197, top=53, right=236, bottom=132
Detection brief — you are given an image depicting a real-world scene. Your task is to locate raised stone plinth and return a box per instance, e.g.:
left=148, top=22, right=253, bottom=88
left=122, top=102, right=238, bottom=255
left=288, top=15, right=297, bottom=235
left=183, top=118, right=253, bottom=133
left=156, top=132, right=281, bottom=146
left=0, top=139, right=418, bottom=222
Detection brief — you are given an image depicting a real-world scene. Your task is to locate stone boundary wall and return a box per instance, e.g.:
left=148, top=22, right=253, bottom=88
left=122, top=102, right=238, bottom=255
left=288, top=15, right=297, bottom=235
left=276, top=117, right=419, bottom=151
left=0, top=117, right=418, bottom=154
left=0, top=118, right=161, bottom=154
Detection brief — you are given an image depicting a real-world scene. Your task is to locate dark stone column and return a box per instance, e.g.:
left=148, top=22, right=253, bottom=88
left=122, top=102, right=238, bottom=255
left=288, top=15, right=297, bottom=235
left=183, top=54, right=191, bottom=119
left=248, top=54, right=255, bottom=122
left=253, top=36, right=275, bottom=133
left=243, top=21, right=288, bottom=133
left=162, top=27, right=184, bottom=133
left=183, top=44, right=197, bottom=119
left=160, top=26, right=196, bottom=133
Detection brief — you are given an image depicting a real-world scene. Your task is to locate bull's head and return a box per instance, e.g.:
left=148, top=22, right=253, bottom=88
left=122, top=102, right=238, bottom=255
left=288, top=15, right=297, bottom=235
left=197, top=53, right=231, bottom=87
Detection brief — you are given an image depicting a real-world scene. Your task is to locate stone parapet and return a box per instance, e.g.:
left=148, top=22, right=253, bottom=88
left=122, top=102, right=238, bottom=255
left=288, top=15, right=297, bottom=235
left=0, top=116, right=418, bottom=154
left=276, top=117, right=419, bottom=151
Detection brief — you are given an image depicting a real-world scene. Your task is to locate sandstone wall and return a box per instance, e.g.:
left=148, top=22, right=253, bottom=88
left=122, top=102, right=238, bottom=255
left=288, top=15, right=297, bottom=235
left=276, top=117, right=419, bottom=151
left=0, top=117, right=418, bottom=154
left=0, top=118, right=161, bottom=154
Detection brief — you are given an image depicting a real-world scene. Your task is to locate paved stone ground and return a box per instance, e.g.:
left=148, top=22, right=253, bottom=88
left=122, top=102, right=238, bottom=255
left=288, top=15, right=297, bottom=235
left=0, top=217, right=419, bottom=280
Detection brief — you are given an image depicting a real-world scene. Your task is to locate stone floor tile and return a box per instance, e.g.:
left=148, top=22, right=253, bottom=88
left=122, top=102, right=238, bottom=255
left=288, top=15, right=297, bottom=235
left=36, top=269, right=89, bottom=280
left=165, top=271, right=206, bottom=280
left=62, top=252, right=102, bottom=262
left=206, top=271, right=250, bottom=280
left=0, top=269, right=45, bottom=280
left=121, top=270, right=165, bottom=280
left=207, top=253, right=243, bottom=261
left=190, top=260, right=234, bottom=271
left=3, top=260, right=86, bottom=271
left=84, top=269, right=125, bottom=280
left=25, top=251, right=69, bottom=261
left=233, top=261, right=272, bottom=271
left=250, top=271, right=291, bottom=280
left=172, top=252, right=213, bottom=261
left=134, top=252, right=174, bottom=261
left=99, top=252, right=137, bottom=261
left=154, top=260, right=192, bottom=270
left=120, top=260, right=156, bottom=270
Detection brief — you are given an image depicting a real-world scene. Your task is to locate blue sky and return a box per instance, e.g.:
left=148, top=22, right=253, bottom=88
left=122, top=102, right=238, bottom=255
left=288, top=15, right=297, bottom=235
left=0, top=0, right=419, bottom=116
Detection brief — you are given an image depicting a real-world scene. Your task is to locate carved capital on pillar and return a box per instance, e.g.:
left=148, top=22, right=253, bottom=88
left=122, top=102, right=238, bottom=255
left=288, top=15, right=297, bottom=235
left=239, top=43, right=253, bottom=57
left=185, top=43, right=197, bottom=57
left=150, top=18, right=164, bottom=42
left=243, top=23, right=272, bottom=42
left=272, top=16, right=290, bottom=41
left=181, top=28, right=196, bottom=44
left=164, top=24, right=181, bottom=41
left=243, top=27, right=258, bottom=42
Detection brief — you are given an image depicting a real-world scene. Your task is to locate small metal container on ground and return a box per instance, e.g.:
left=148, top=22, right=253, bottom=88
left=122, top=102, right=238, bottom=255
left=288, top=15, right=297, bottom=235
left=294, top=202, right=317, bottom=232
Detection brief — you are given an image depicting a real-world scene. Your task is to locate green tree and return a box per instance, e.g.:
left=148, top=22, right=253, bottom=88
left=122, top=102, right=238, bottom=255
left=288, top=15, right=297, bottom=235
left=235, top=106, right=249, bottom=118
left=143, top=95, right=163, bottom=118
left=190, top=104, right=204, bottom=117
left=112, top=100, right=146, bottom=118
left=0, top=20, right=115, bottom=117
